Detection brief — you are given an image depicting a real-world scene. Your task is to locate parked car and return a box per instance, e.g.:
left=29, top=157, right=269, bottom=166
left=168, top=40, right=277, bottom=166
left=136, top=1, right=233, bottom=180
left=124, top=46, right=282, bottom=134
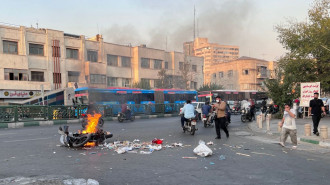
left=192, top=102, right=205, bottom=120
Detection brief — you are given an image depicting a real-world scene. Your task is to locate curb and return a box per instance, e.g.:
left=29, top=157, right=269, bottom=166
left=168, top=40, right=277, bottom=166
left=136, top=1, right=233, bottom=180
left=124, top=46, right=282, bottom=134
left=0, top=114, right=179, bottom=129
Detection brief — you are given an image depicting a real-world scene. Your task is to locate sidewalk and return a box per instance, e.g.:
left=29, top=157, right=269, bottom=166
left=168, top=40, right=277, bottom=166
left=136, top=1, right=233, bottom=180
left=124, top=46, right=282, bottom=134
left=248, top=115, right=330, bottom=148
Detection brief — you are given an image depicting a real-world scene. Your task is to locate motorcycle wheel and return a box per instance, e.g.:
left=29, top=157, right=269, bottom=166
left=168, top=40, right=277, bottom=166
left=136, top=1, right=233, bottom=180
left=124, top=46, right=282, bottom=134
left=241, top=115, right=247, bottom=123
left=130, top=115, right=135, bottom=121
left=71, top=133, right=92, bottom=147
left=191, top=125, right=195, bottom=135
left=203, top=120, right=207, bottom=128
left=118, top=115, right=124, bottom=122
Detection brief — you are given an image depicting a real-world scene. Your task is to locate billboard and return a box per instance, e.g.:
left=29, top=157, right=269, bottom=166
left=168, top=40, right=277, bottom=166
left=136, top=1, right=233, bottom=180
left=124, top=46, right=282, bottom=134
left=300, top=82, right=320, bottom=107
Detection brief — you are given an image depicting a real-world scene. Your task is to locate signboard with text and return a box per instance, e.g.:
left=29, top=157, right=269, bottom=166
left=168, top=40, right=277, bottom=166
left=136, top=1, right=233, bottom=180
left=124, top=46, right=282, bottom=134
left=300, top=82, right=320, bottom=107
left=0, top=90, right=40, bottom=99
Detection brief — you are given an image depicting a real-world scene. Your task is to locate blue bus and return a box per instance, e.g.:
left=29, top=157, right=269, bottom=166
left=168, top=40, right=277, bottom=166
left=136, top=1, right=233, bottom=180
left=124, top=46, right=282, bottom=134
left=74, top=87, right=198, bottom=114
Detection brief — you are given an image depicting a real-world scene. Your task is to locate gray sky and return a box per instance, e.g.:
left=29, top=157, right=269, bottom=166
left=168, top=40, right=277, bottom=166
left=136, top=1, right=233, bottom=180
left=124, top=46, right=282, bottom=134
left=0, top=0, right=313, bottom=61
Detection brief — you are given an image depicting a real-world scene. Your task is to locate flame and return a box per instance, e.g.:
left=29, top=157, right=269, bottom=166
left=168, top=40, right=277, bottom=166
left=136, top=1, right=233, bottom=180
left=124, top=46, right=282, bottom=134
left=82, top=113, right=102, bottom=147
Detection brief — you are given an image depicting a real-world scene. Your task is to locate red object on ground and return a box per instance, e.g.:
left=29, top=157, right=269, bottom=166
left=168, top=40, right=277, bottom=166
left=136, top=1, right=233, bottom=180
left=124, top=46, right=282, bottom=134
left=152, top=139, right=163, bottom=144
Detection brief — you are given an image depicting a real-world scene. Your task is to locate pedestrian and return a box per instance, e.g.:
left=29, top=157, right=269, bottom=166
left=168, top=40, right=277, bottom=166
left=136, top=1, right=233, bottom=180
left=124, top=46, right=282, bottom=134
left=279, top=104, right=297, bottom=149
left=308, top=92, right=326, bottom=136
left=212, top=96, right=229, bottom=139
left=326, top=98, right=330, bottom=115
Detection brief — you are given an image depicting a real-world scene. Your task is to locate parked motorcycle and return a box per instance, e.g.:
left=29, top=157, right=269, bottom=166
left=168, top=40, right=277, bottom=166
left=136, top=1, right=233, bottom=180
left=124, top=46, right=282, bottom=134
left=241, top=107, right=253, bottom=123
left=117, top=110, right=135, bottom=122
left=183, top=118, right=197, bottom=135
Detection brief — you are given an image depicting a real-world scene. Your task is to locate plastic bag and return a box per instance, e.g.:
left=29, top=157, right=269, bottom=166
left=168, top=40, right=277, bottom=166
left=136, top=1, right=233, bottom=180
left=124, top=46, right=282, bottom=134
left=193, top=140, right=213, bottom=157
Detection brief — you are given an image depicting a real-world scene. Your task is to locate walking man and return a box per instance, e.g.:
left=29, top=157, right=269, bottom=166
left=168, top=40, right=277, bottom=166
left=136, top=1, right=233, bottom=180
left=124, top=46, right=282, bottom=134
left=279, top=104, right=297, bottom=149
left=309, top=92, right=326, bottom=136
left=213, top=96, right=229, bottom=139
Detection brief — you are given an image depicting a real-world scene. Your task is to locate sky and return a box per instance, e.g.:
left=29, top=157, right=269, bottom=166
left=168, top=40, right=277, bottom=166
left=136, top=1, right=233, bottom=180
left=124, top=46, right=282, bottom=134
left=0, top=0, right=314, bottom=61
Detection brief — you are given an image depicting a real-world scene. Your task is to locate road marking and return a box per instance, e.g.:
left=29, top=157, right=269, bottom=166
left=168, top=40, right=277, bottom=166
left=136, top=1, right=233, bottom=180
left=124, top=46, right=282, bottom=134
left=3, top=137, right=51, bottom=143
left=0, top=133, right=16, bottom=136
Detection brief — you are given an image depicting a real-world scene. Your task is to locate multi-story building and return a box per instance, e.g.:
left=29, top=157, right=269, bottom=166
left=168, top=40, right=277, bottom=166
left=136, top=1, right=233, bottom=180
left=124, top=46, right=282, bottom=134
left=0, top=25, right=203, bottom=103
left=184, top=37, right=239, bottom=84
left=209, top=56, right=277, bottom=91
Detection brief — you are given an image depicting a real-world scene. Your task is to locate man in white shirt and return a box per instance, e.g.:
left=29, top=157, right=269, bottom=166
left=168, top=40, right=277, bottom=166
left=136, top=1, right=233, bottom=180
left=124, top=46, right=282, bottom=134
left=279, top=104, right=297, bottom=149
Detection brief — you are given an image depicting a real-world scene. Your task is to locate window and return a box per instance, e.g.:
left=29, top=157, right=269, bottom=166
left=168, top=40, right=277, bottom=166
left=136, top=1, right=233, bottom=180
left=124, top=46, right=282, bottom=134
left=3, top=40, right=18, bottom=54
left=192, top=65, right=197, bottom=72
left=107, top=54, right=118, bottom=66
left=228, top=70, right=233, bottom=77
left=107, top=77, right=117, bottom=86
left=242, top=83, right=250, bottom=90
left=68, top=71, right=80, bottom=82
left=31, top=71, right=44, bottom=82
left=121, top=56, right=131, bottom=67
left=90, top=74, right=106, bottom=84
left=179, top=62, right=184, bottom=70
left=219, top=72, right=224, bottom=78
left=154, top=60, right=162, bottom=69
left=141, top=58, right=150, bottom=68
left=29, top=44, right=44, bottom=56
left=141, top=78, right=151, bottom=86
left=243, top=69, right=249, bottom=75
left=122, top=78, right=131, bottom=87
left=228, top=84, right=233, bottom=89
left=53, top=73, right=61, bottom=83
left=212, top=73, right=216, bottom=78
left=165, top=61, right=169, bottom=69
left=4, top=69, right=28, bottom=81
left=66, top=48, right=78, bottom=59
left=87, top=50, right=98, bottom=62
left=194, top=82, right=197, bottom=89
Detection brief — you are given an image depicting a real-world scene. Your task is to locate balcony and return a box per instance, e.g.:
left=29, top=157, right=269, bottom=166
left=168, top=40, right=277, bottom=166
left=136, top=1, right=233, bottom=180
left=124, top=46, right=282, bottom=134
left=257, top=73, right=268, bottom=78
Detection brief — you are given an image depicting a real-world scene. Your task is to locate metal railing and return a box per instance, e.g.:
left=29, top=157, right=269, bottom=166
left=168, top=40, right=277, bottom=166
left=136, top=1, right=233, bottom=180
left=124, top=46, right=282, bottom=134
left=0, top=103, right=183, bottom=123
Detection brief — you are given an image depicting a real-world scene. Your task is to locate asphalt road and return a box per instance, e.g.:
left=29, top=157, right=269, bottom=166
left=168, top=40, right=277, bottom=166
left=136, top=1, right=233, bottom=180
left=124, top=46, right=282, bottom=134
left=1, top=115, right=330, bottom=185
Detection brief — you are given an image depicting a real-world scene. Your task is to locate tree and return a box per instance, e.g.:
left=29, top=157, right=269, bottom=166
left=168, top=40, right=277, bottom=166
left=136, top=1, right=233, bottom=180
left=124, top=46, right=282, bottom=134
left=176, top=56, right=193, bottom=90
left=157, top=69, right=172, bottom=89
left=275, top=0, right=330, bottom=92
left=198, top=83, right=224, bottom=91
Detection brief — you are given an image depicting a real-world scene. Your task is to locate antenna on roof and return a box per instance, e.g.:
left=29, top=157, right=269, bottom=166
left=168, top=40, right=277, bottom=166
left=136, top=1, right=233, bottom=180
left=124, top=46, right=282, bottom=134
left=193, top=5, right=196, bottom=40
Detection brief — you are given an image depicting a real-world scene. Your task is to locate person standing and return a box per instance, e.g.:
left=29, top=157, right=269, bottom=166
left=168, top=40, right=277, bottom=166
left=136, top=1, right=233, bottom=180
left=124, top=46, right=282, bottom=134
left=309, top=92, right=326, bottom=136
left=213, top=96, right=229, bottom=139
left=279, top=104, right=297, bottom=149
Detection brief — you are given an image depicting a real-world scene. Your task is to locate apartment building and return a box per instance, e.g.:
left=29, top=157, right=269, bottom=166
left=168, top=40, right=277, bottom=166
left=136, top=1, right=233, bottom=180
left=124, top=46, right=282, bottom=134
left=0, top=25, right=203, bottom=103
left=209, top=56, right=277, bottom=91
left=184, top=37, right=239, bottom=84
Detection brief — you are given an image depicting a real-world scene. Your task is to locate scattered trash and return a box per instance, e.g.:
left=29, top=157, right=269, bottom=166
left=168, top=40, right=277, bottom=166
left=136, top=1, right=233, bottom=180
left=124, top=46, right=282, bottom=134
left=152, top=138, right=163, bottom=144
left=182, top=157, right=197, bottom=159
left=207, top=141, right=214, bottom=145
left=184, top=145, right=192, bottom=147
left=56, top=145, right=61, bottom=147
left=89, top=152, right=97, bottom=155
left=173, top=143, right=183, bottom=147
left=209, top=162, right=215, bottom=165
left=283, top=151, right=288, bottom=154
left=236, top=153, right=250, bottom=157
left=219, top=155, right=226, bottom=160
left=204, top=167, right=208, bottom=169
left=53, top=152, right=56, bottom=154
left=79, top=153, right=86, bottom=156
left=115, top=148, right=126, bottom=154
left=127, top=151, right=138, bottom=154
left=193, top=140, right=213, bottom=157
left=251, top=152, right=275, bottom=157
left=140, top=151, right=152, bottom=154
left=149, top=145, right=162, bottom=151
left=67, top=156, right=72, bottom=158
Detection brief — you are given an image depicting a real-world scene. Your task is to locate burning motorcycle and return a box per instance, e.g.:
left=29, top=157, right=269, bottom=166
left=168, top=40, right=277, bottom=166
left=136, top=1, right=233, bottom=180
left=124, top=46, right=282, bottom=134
left=58, top=113, right=112, bottom=147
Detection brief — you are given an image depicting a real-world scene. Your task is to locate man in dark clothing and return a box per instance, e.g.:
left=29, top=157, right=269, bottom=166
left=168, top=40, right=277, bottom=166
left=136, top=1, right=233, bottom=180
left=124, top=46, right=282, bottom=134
left=86, top=102, right=99, bottom=115
left=309, top=92, right=326, bottom=136
left=202, top=102, right=212, bottom=116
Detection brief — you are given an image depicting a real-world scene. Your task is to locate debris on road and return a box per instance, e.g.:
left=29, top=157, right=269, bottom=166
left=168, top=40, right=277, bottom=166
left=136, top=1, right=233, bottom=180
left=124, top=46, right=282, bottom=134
left=209, top=162, right=215, bottom=165
left=193, top=140, right=213, bottom=157
left=219, top=155, right=226, bottom=160
left=207, top=141, right=214, bottom=145
left=251, top=152, right=275, bottom=157
left=236, top=153, right=250, bottom=157
left=152, top=138, right=163, bottom=144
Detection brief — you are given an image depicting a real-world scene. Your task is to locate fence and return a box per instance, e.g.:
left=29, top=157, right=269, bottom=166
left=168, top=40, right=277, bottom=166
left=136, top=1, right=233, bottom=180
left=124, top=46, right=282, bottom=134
left=0, top=103, right=183, bottom=123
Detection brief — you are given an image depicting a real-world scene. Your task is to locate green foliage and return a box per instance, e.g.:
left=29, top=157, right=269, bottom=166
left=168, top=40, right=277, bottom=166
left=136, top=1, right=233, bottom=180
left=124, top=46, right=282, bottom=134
left=275, top=0, right=330, bottom=92
left=157, top=69, right=172, bottom=89
left=198, top=83, right=224, bottom=91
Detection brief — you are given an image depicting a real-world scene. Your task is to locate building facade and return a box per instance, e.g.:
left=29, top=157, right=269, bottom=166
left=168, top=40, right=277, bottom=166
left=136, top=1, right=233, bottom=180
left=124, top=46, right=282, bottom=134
left=184, top=37, right=239, bottom=84
left=0, top=25, right=203, bottom=103
left=209, top=56, right=277, bottom=91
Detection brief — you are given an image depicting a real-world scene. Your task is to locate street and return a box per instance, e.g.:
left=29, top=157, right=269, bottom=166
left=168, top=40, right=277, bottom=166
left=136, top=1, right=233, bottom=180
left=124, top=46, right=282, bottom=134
left=1, top=115, right=330, bottom=185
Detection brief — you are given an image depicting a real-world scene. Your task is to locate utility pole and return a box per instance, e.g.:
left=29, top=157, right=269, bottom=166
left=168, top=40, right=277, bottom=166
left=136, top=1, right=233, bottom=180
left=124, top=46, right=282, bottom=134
left=193, top=5, right=196, bottom=40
